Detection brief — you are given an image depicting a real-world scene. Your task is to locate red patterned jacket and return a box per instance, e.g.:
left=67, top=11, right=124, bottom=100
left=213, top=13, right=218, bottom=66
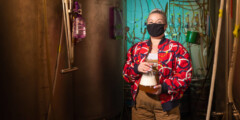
left=123, top=37, right=192, bottom=111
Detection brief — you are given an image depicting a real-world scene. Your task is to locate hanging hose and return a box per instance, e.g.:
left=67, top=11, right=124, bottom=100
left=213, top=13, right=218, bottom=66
left=206, top=0, right=225, bottom=119
left=53, top=17, right=64, bottom=96
left=168, top=0, right=170, bottom=26
left=151, top=0, right=157, bottom=8
left=156, top=0, right=164, bottom=10
left=228, top=0, right=240, bottom=117
left=145, top=0, right=150, bottom=13
left=188, top=2, right=195, bottom=31
left=132, top=0, right=136, bottom=44
left=46, top=16, right=64, bottom=120
left=139, top=0, right=144, bottom=35
left=139, top=0, right=147, bottom=41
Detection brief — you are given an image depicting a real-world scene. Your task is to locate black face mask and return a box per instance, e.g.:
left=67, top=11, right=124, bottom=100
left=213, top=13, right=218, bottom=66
left=147, top=23, right=165, bottom=37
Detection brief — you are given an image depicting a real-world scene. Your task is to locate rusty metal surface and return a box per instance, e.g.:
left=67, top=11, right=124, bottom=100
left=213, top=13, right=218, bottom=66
left=73, top=0, right=124, bottom=119
left=0, top=0, right=73, bottom=119
left=0, top=0, right=124, bottom=119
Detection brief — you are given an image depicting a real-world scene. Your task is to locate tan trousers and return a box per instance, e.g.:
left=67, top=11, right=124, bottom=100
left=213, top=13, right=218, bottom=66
left=132, top=90, right=180, bottom=120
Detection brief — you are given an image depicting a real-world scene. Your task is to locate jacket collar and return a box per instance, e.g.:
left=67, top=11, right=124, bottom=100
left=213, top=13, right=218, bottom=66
left=146, top=36, right=166, bottom=46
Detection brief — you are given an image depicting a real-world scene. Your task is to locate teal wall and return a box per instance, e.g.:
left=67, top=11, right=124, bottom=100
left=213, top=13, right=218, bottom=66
left=126, top=0, right=209, bottom=77
left=126, top=0, right=208, bottom=49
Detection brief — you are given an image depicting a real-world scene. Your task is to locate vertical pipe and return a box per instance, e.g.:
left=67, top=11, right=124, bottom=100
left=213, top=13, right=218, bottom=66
left=225, top=0, right=230, bottom=119
left=53, top=17, right=64, bottom=95
left=62, top=0, right=71, bottom=68
left=206, top=0, right=225, bottom=119
left=64, top=0, right=73, bottom=65
left=228, top=0, right=240, bottom=111
left=69, top=0, right=72, bottom=11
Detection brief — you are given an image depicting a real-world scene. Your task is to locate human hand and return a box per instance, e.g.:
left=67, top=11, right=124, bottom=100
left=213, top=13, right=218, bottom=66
left=138, top=62, right=153, bottom=73
left=152, top=84, right=162, bottom=95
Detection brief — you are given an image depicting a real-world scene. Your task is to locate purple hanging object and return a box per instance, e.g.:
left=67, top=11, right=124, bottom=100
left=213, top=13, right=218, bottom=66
left=72, top=2, right=86, bottom=39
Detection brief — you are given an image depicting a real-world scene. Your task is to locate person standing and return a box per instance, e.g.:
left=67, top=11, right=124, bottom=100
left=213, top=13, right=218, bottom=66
left=123, top=9, right=192, bottom=120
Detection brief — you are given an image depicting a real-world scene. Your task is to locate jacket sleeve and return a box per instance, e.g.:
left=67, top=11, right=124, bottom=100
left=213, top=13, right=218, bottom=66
left=122, top=44, right=141, bottom=83
left=161, top=44, right=192, bottom=95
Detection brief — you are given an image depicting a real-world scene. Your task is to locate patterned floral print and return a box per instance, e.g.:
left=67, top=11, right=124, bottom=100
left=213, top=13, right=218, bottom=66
left=123, top=37, right=192, bottom=111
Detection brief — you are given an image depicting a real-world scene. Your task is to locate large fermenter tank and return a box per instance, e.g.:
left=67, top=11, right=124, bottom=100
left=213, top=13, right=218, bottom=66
left=0, top=0, right=124, bottom=119
left=73, top=0, right=124, bottom=119
left=0, top=0, right=74, bottom=119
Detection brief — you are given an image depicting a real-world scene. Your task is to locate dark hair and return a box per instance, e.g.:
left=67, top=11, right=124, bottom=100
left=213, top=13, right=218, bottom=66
left=148, top=9, right=167, bottom=24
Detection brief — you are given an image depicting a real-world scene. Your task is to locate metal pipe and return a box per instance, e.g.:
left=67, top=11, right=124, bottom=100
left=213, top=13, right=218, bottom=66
left=61, top=0, right=78, bottom=73
left=228, top=0, right=240, bottom=115
left=68, top=0, right=74, bottom=64
left=62, top=0, right=71, bottom=68
left=206, top=0, right=225, bottom=119
left=225, top=0, right=230, bottom=119
left=53, top=17, right=64, bottom=95
left=69, top=0, right=72, bottom=12
left=64, top=0, right=73, bottom=65
left=61, top=67, right=78, bottom=73
left=228, top=0, right=240, bottom=104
